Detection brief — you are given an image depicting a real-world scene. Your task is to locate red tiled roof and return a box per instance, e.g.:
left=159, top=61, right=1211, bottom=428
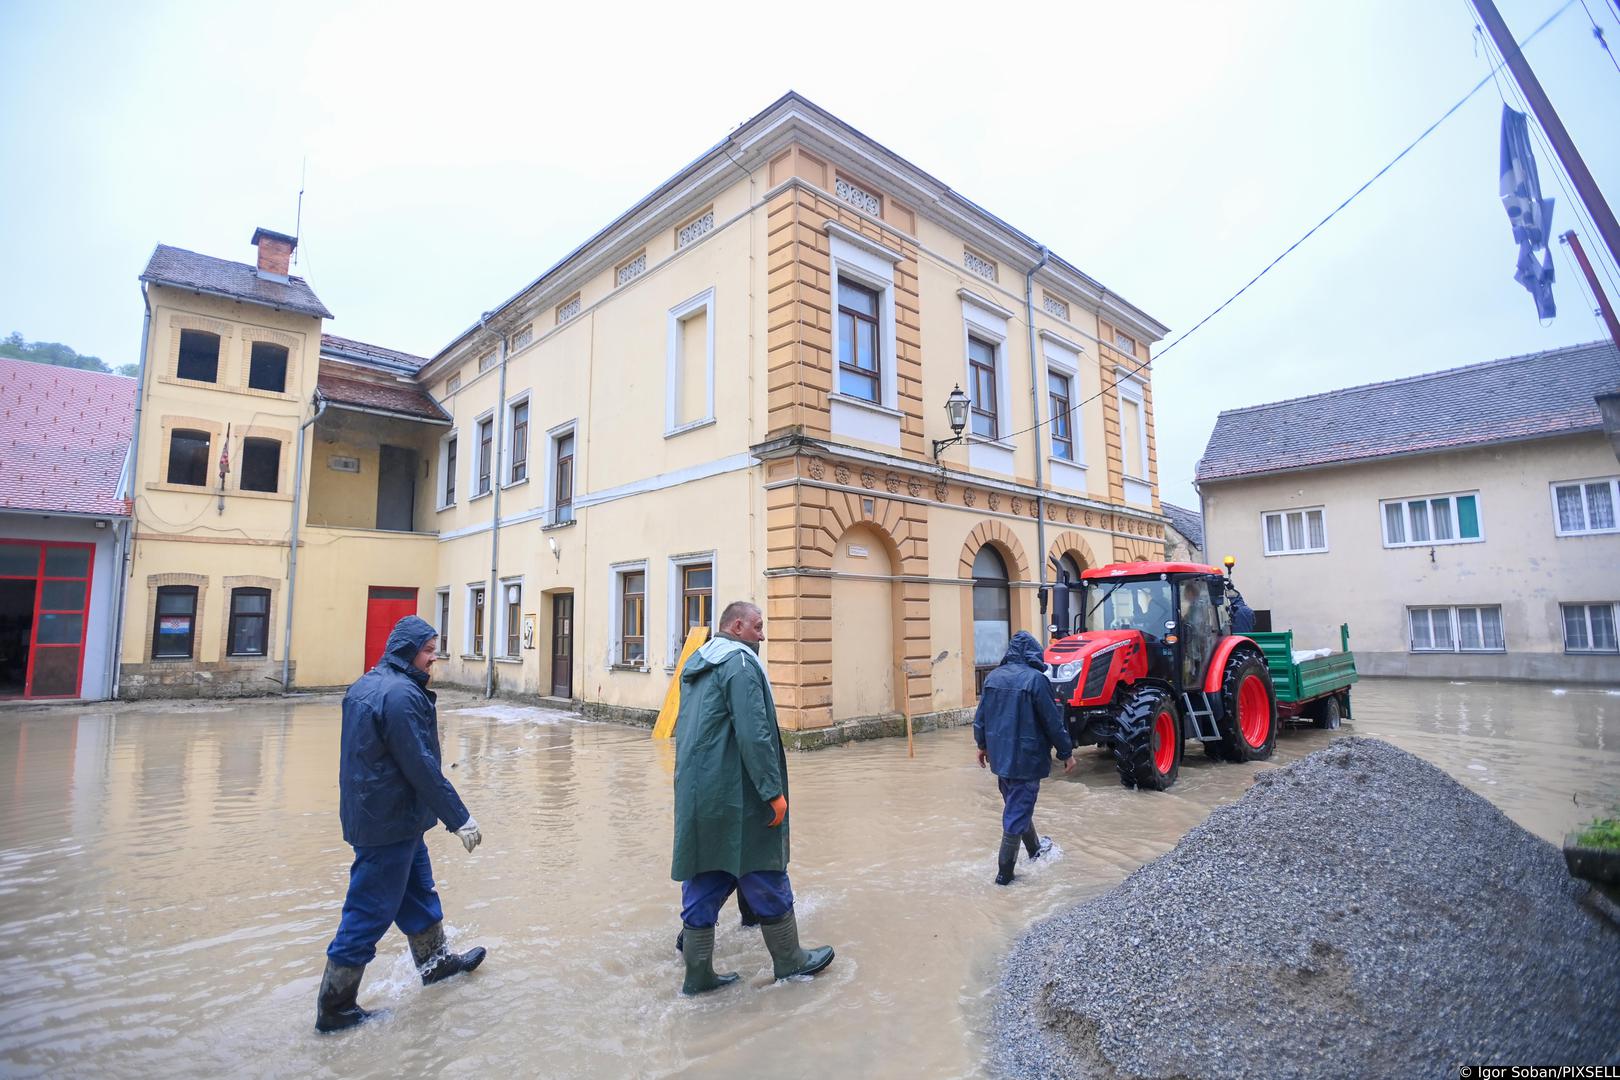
left=320, top=334, right=428, bottom=374
left=315, top=369, right=449, bottom=423
left=0, top=358, right=135, bottom=516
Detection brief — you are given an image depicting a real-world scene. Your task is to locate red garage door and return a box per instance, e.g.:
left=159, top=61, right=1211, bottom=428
left=0, top=540, right=94, bottom=699
left=364, top=587, right=419, bottom=675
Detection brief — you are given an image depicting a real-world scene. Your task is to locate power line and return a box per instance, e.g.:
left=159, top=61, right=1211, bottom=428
left=997, top=0, right=1577, bottom=449
left=1576, top=0, right=1620, bottom=74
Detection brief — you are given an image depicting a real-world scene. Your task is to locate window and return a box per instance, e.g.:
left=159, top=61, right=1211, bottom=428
left=682, top=564, right=713, bottom=640
left=1048, top=371, right=1074, bottom=460
left=556, top=294, right=581, bottom=324
left=511, top=324, right=533, bottom=352
left=1043, top=293, right=1070, bottom=321
left=227, top=588, right=270, bottom=656
left=240, top=437, right=280, bottom=493
left=968, top=337, right=998, bottom=438
left=442, top=435, right=457, bottom=506
left=248, top=342, right=288, bottom=393
left=834, top=176, right=881, bottom=216
left=167, top=429, right=210, bottom=486
left=437, top=589, right=451, bottom=647
left=1262, top=508, right=1328, bottom=555
left=1114, top=331, right=1137, bottom=355
left=509, top=401, right=529, bottom=484
left=503, top=582, right=522, bottom=658
left=152, top=586, right=198, bottom=659
left=619, top=570, right=646, bottom=665
left=677, top=209, right=715, bottom=248
left=963, top=249, right=997, bottom=282
left=1409, top=605, right=1504, bottom=652
left=551, top=430, right=575, bottom=525
left=468, top=586, right=486, bottom=656
left=445, top=373, right=462, bottom=395
left=972, top=546, right=1011, bottom=694
left=837, top=280, right=881, bottom=403
left=476, top=417, right=493, bottom=496
left=616, top=252, right=647, bottom=287
left=477, top=350, right=497, bottom=374
left=668, top=289, right=715, bottom=432
left=176, top=330, right=220, bottom=382
left=1551, top=478, right=1618, bottom=536
left=1562, top=603, right=1618, bottom=653
left=1382, top=493, right=1481, bottom=546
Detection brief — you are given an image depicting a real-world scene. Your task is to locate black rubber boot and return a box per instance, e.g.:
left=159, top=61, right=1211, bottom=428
left=315, top=959, right=382, bottom=1033
left=1022, top=830, right=1053, bottom=860
left=407, top=922, right=487, bottom=986
left=680, top=924, right=740, bottom=995
left=995, top=832, right=1021, bottom=885
left=760, top=909, right=834, bottom=981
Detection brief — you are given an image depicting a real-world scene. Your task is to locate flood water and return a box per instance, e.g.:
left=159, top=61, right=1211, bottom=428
left=1, top=678, right=1616, bottom=1078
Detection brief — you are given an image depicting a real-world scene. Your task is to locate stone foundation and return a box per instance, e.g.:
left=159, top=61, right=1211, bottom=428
left=119, top=659, right=291, bottom=699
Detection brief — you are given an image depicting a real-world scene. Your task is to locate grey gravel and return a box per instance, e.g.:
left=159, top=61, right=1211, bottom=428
left=992, top=736, right=1620, bottom=1079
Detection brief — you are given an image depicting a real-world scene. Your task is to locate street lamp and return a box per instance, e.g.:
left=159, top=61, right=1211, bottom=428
left=931, top=384, right=971, bottom=461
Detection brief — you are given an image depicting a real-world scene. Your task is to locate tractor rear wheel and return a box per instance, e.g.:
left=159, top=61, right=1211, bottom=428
left=1312, top=694, right=1342, bottom=730
left=1112, top=684, right=1182, bottom=791
left=1214, top=653, right=1277, bottom=762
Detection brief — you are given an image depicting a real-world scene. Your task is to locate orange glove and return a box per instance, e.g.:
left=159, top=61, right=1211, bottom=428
left=767, top=795, right=787, bottom=827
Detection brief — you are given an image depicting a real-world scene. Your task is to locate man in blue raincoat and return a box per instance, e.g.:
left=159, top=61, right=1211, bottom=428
left=316, top=614, right=487, bottom=1033
left=670, top=600, right=834, bottom=995
left=975, top=630, right=1075, bottom=886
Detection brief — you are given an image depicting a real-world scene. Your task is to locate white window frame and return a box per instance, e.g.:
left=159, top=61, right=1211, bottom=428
left=960, top=290, right=1013, bottom=447
left=472, top=410, right=495, bottom=500
left=543, top=419, right=579, bottom=528
left=1114, top=368, right=1150, bottom=481
left=504, top=393, right=531, bottom=488
left=827, top=224, right=902, bottom=416
left=437, top=430, right=458, bottom=510
left=1380, top=491, right=1483, bottom=548
left=666, top=551, right=717, bottom=669
left=465, top=583, right=487, bottom=658
left=1261, top=506, right=1329, bottom=556
left=609, top=559, right=650, bottom=668
left=1550, top=477, right=1619, bottom=536
left=1042, top=332, right=1086, bottom=470
left=1408, top=605, right=1506, bottom=653
left=435, top=587, right=451, bottom=646
left=665, top=287, right=717, bottom=436
left=1561, top=602, right=1619, bottom=653
left=498, top=576, right=523, bottom=660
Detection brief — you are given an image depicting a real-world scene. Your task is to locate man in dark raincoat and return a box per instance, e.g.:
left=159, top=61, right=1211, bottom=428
left=316, top=614, right=487, bottom=1033
left=670, top=600, right=834, bottom=995
left=975, top=630, right=1075, bottom=885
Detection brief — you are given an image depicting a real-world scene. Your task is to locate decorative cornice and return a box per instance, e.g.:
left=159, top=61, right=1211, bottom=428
left=956, top=288, right=1016, bottom=320
left=1038, top=329, right=1087, bottom=355
left=823, top=220, right=905, bottom=263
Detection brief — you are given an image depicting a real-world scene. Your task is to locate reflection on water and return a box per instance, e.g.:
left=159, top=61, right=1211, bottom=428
left=0, top=679, right=1614, bottom=1078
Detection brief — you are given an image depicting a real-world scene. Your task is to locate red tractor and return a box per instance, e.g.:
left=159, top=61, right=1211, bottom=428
left=1042, top=560, right=1276, bottom=791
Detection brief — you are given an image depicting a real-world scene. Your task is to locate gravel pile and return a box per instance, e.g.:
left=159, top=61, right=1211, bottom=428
left=992, top=736, right=1620, bottom=1079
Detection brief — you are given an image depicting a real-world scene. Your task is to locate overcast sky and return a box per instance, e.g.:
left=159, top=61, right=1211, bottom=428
left=3, top=0, right=1617, bottom=508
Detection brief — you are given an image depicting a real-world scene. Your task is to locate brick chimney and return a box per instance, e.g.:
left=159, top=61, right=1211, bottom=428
left=250, top=227, right=297, bottom=277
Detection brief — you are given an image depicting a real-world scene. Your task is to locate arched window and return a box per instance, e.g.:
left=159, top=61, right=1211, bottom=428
left=1058, top=553, right=1084, bottom=584
left=972, top=545, right=1011, bottom=693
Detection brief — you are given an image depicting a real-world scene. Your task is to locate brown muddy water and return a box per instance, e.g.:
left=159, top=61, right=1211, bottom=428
left=1, top=678, right=1615, bottom=1079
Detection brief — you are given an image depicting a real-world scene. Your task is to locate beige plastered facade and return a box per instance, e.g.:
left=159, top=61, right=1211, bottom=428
left=1199, top=432, right=1620, bottom=682
left=123, top=98, right=1173, bottom=739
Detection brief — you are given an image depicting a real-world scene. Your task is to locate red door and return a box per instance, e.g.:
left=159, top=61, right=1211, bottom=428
left=364, top=587, right=419, bottom=674
left=0, top=540, right=94, bottom=699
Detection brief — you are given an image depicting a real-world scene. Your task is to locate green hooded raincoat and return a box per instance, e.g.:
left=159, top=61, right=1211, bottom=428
left=670, top=638, right=790, bottom=881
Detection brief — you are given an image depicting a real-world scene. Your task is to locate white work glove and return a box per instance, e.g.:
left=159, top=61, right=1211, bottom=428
left=456, top=816, right=482, bottom=854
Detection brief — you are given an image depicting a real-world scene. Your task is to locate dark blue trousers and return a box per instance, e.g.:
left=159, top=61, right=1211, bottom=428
left=326, top=835, right=445, bottom=967
left=680, top=870, right=794, bottom=928
left=998, top=777, right=1041, bottom=835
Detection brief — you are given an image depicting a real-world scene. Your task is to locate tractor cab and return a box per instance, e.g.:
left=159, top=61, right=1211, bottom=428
left=1047, top=562, right=1230, bottom=693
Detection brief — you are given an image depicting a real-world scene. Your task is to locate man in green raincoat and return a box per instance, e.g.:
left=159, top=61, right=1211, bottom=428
left=670, top=600, right=835, bottom=995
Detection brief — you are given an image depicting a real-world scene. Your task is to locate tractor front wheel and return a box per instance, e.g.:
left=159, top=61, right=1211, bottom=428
left=1112, top=684, right=1183, bottom=791
left=1214, top=653, right=1277, bottom=762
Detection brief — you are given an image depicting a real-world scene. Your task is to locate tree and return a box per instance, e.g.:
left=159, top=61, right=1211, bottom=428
left=116, top=363, right=140, bottom=378
left=0, top=331, right=115, bottom=373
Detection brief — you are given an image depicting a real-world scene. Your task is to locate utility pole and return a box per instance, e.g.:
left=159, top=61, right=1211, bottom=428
left=1562, top=231, right=1620, bottom=349
left=1470, top=0, right=1620, bottom=272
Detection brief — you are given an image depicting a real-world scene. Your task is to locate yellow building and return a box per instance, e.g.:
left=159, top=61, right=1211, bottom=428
left=122, top=95, right=1172, bottom=744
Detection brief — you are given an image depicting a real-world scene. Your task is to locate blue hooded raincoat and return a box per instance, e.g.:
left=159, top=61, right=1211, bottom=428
left=338, top=615, right=470, bottom=847
left=973, top=630, right=1073, bottom=781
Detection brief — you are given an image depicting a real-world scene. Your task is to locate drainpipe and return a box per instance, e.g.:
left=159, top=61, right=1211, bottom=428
left=481, top=315, right=509, bottom=699
left=109, top=284, right=154, bottom=700
left=1023, top=246, right=1052, bottom=640
left=280, top=395, right=328, bottom=691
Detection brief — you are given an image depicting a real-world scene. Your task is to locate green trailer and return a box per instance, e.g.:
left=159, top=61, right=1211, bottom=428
left=1246, top=623, right=1358, bottom=729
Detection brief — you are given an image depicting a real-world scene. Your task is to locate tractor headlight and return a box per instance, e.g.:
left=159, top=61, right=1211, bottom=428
left=1049, top=659, right=1084, bottom=683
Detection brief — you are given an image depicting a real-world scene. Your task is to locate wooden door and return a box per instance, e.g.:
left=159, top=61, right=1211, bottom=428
left=550, top=593, right=573, bottom=698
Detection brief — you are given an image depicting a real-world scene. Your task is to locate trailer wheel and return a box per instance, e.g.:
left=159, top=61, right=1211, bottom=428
left=1214, top=652, right=1277, bottom=762
left=1112, top=684, right=1182, bottom=791
left=1312, top=695, right=1342, bottom=730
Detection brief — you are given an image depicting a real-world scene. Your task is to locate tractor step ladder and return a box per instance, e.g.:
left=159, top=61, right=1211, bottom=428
left=1182, top=691, right=1222, bottom=741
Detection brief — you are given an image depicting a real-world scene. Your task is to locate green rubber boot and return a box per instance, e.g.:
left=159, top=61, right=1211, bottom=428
left=680, top=924, right=739, bottom=995
left=995, top=832, right=1021, bottom=885
left=760, top=909, right=834, bottom=981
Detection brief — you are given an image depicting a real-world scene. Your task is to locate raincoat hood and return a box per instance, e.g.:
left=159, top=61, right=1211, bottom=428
left=1000, top=630, right=1047, bottom=671
left=683, top=635, right=767, bottom=683
left=382, top=615, right=438, bottom=677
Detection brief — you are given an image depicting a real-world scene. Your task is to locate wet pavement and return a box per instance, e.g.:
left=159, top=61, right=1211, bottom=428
left=1, top=678, right=1616, bottom=1078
